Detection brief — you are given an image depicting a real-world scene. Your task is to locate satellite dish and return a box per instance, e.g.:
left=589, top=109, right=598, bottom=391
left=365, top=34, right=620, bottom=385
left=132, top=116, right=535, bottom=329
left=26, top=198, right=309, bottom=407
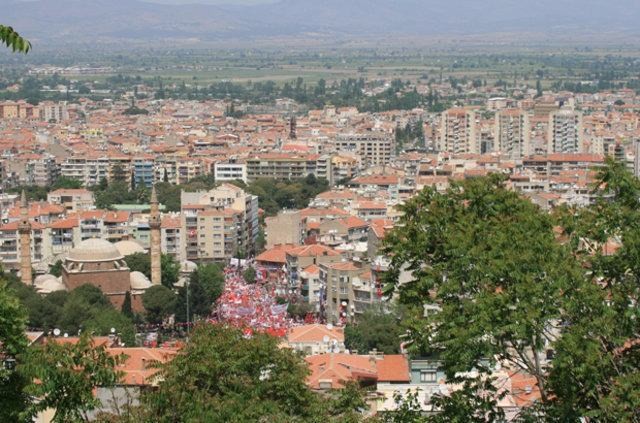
left=110, top=327, right=116, bottom=334
left=326, top=323, right=334, bottom=330
left=322, top=335, right=330, bottom=343
left=53, top=328, right=61, bottom=337
left=63, top=333, right=69, bottom=338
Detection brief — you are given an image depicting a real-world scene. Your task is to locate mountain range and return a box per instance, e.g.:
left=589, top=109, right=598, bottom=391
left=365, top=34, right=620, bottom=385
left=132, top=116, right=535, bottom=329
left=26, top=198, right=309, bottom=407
left=2, top=0, right=639, bottom=45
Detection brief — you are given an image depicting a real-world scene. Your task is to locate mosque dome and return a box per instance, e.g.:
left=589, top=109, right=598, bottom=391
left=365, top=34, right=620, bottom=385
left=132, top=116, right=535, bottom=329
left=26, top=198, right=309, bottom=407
left=130, top=271, right=153, bottom=291
left=67, top=238, right=123, bottom=263
left=34, top=274, right=67, bottom=294
left=114, top=240, right=146, bottom=257
left=181, top=260, right=198, bottom=273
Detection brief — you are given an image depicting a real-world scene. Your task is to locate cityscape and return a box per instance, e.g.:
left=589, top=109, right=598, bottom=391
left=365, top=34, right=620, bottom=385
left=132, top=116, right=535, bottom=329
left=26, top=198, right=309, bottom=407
left=0, top=1, right=639, bottom=422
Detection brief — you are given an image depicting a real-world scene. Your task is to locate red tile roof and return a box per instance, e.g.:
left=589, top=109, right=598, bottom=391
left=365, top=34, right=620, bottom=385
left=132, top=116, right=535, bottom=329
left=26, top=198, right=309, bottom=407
left=288, top=244, right=341, bottom=258
left=256, top=244, right=298, bottom=264
left=287, top=324, right=344, bottom=343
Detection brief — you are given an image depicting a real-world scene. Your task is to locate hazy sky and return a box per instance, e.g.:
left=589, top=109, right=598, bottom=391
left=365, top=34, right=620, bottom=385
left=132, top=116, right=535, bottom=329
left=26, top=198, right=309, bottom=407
left=146, top=0, right=276, bottom=4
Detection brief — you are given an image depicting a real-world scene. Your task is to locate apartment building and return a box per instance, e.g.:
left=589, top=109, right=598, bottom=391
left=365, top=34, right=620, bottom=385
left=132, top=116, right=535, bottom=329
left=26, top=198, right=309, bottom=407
left=321, top=261, right=380, bottom=324
left=180, top=184, right=259, bottom=262
left=132, top=158, right=155, bottom=188
left=0, top=101, right=38, bottom=120
left=60, top=156, right=111, bottom=187
left=77, top=210, right=132, bottom=243
left=286, top=244, right=342, bottom=290
left=245, top=154, right=332, bottom=182
left=317, top=216, right=369, bottom=248
left=161, top=215, right=181, bottom=260
left=175, top=160, right=203, bottom=185
left=25, top=155, right=59, bottom=187
left=334, top=133, right=395, bottom=167
left=548, top=109, right=584, bottom=154
left=47, top=189, right=95, bottom=211
left=438, top=108, right=478, bottom=154
left=49, top=217, right=81, bottom=256
left=522, top=154, right=604, bottom=177
left=265, top=210, right=303, bottom=247
left=214, top=161, right=248, bottom=184
left=495, top=109, right=531, bottom=158
left=0, top=221, right=48, bottom=271
left=39, top=101, right=69, bottom=123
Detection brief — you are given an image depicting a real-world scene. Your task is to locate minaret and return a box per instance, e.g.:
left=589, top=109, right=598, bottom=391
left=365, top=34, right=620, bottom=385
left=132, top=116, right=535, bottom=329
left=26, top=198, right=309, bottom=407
left=149, top=185, right=162, bottom=286
left=289, top=115, right=297, bottom=140
left=18, top=190, right=32, bottom=285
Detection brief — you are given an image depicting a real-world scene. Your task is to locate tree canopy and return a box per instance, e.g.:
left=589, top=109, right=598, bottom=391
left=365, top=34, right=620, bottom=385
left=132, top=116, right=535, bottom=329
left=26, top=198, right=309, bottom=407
left=114, top=324, right=365, bottom=423
left=21, top=335, right=124, bottom=422
left=344, top=307, right=404, bottom=355
left=383, top=166, right=640, bottom=421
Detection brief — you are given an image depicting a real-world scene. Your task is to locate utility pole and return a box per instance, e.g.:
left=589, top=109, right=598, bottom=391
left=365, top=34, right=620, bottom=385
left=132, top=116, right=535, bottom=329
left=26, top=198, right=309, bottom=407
left=186, top=279, right=190, bottom=335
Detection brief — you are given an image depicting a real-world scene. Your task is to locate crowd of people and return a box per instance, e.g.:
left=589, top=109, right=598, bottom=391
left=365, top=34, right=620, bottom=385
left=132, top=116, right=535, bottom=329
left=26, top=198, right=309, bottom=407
left=211, top=264, right=307, bottom=337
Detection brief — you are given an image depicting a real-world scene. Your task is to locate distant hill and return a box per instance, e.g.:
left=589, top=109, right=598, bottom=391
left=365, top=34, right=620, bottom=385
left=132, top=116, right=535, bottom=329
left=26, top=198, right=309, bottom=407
left=2, top=0, right=639, bottom=45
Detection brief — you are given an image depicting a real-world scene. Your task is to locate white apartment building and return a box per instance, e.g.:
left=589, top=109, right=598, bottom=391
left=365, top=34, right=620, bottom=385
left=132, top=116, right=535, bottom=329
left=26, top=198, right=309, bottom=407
left=214, top=162, right=248, bottom=184
left=495, top=109, right=531, bottom=158
left=548, top=109, right=584, bottom=154
left=180, top=184, right=259, bottom=262
left=25, top=155, right=59, bottom=187
left=438, top=108, right=478, bottom=154
left=334, top=133, right=395, bottom=166
left=39, top=101, right=69, bottom=123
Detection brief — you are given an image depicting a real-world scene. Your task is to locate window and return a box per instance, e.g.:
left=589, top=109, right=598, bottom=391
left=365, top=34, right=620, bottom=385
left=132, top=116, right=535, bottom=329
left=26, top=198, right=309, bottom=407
left=420, top=371, right=437, bottom=383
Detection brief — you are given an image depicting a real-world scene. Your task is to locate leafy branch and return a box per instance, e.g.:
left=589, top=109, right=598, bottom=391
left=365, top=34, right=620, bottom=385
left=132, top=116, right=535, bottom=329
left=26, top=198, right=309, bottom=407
left=0, top=25, right=31, bottom=53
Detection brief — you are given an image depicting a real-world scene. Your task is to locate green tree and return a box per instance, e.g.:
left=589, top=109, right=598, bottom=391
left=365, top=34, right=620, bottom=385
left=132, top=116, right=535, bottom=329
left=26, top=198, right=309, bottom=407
left=142, top=285, right=176, bottom=325
left=0, top=25, right=31, bottom=53
left=50, top=260, right=64, bottom=277
left=84, top=308, right=136, bottom=347
left=124, top=253, right=150, bottom=277
left=111, top=165, right=128, bottom=184
left=124, top=253, right=180, bottom=289
left=160, top=254, right=180, bottom=289
left=287, top=302, right=313, bottom=320
left=344, top=307, right=404, bottom=354
left=21, top=335, right=124, bottom=422
left=383, top=175, right=584, bottom=415
left=52, top=176, right=83, bottom=190
left=243, top=267, right=257, bottom=284
left=0, top=281, right=29, bottom=422
left=174, top=277, right=208, bottom=324
left=136, top=325, right=348, bottom=422
left=547, top=158, right=640, bottom=421
left=121, top=291, right=133, bottom=319
left=192, top=264, right=225, bottom=303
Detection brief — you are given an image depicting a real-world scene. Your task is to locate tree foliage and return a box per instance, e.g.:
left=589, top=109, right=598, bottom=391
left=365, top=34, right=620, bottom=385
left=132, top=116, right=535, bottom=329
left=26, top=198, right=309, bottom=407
left=124, top=253, right=180, bottom=289
left=142, top=285, right=176, bottom=324
left=0, top=280, right=29, bottom=422
left=8, top=280, right=136, bottom=344
left=120, top=324, right=365, bottom=423
left=383, top=174, right=585, bottom=418
left=545, top=158, right=640, bottom=421
left=21, top=335, right=124, bottom=422
left=344, top=307, right=404, bottom=354
left=0, top=25, right=31, bottom=53
left=233, top=174, right=329, bottom=215
left=243, top=267, right=257, bottom=284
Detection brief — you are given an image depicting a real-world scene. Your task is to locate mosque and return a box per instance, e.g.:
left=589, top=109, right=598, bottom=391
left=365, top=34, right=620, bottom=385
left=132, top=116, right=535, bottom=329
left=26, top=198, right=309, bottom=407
left=21, top=187, right=164, bottom=313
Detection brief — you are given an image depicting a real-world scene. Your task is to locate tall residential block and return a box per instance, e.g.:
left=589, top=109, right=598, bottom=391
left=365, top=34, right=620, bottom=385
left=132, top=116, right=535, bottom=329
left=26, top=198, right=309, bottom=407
left=548, top=109, right=583, bottom=154
left=438, top=108, right=477, bottom=154
left=495, top=109, right=531, bottom=158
